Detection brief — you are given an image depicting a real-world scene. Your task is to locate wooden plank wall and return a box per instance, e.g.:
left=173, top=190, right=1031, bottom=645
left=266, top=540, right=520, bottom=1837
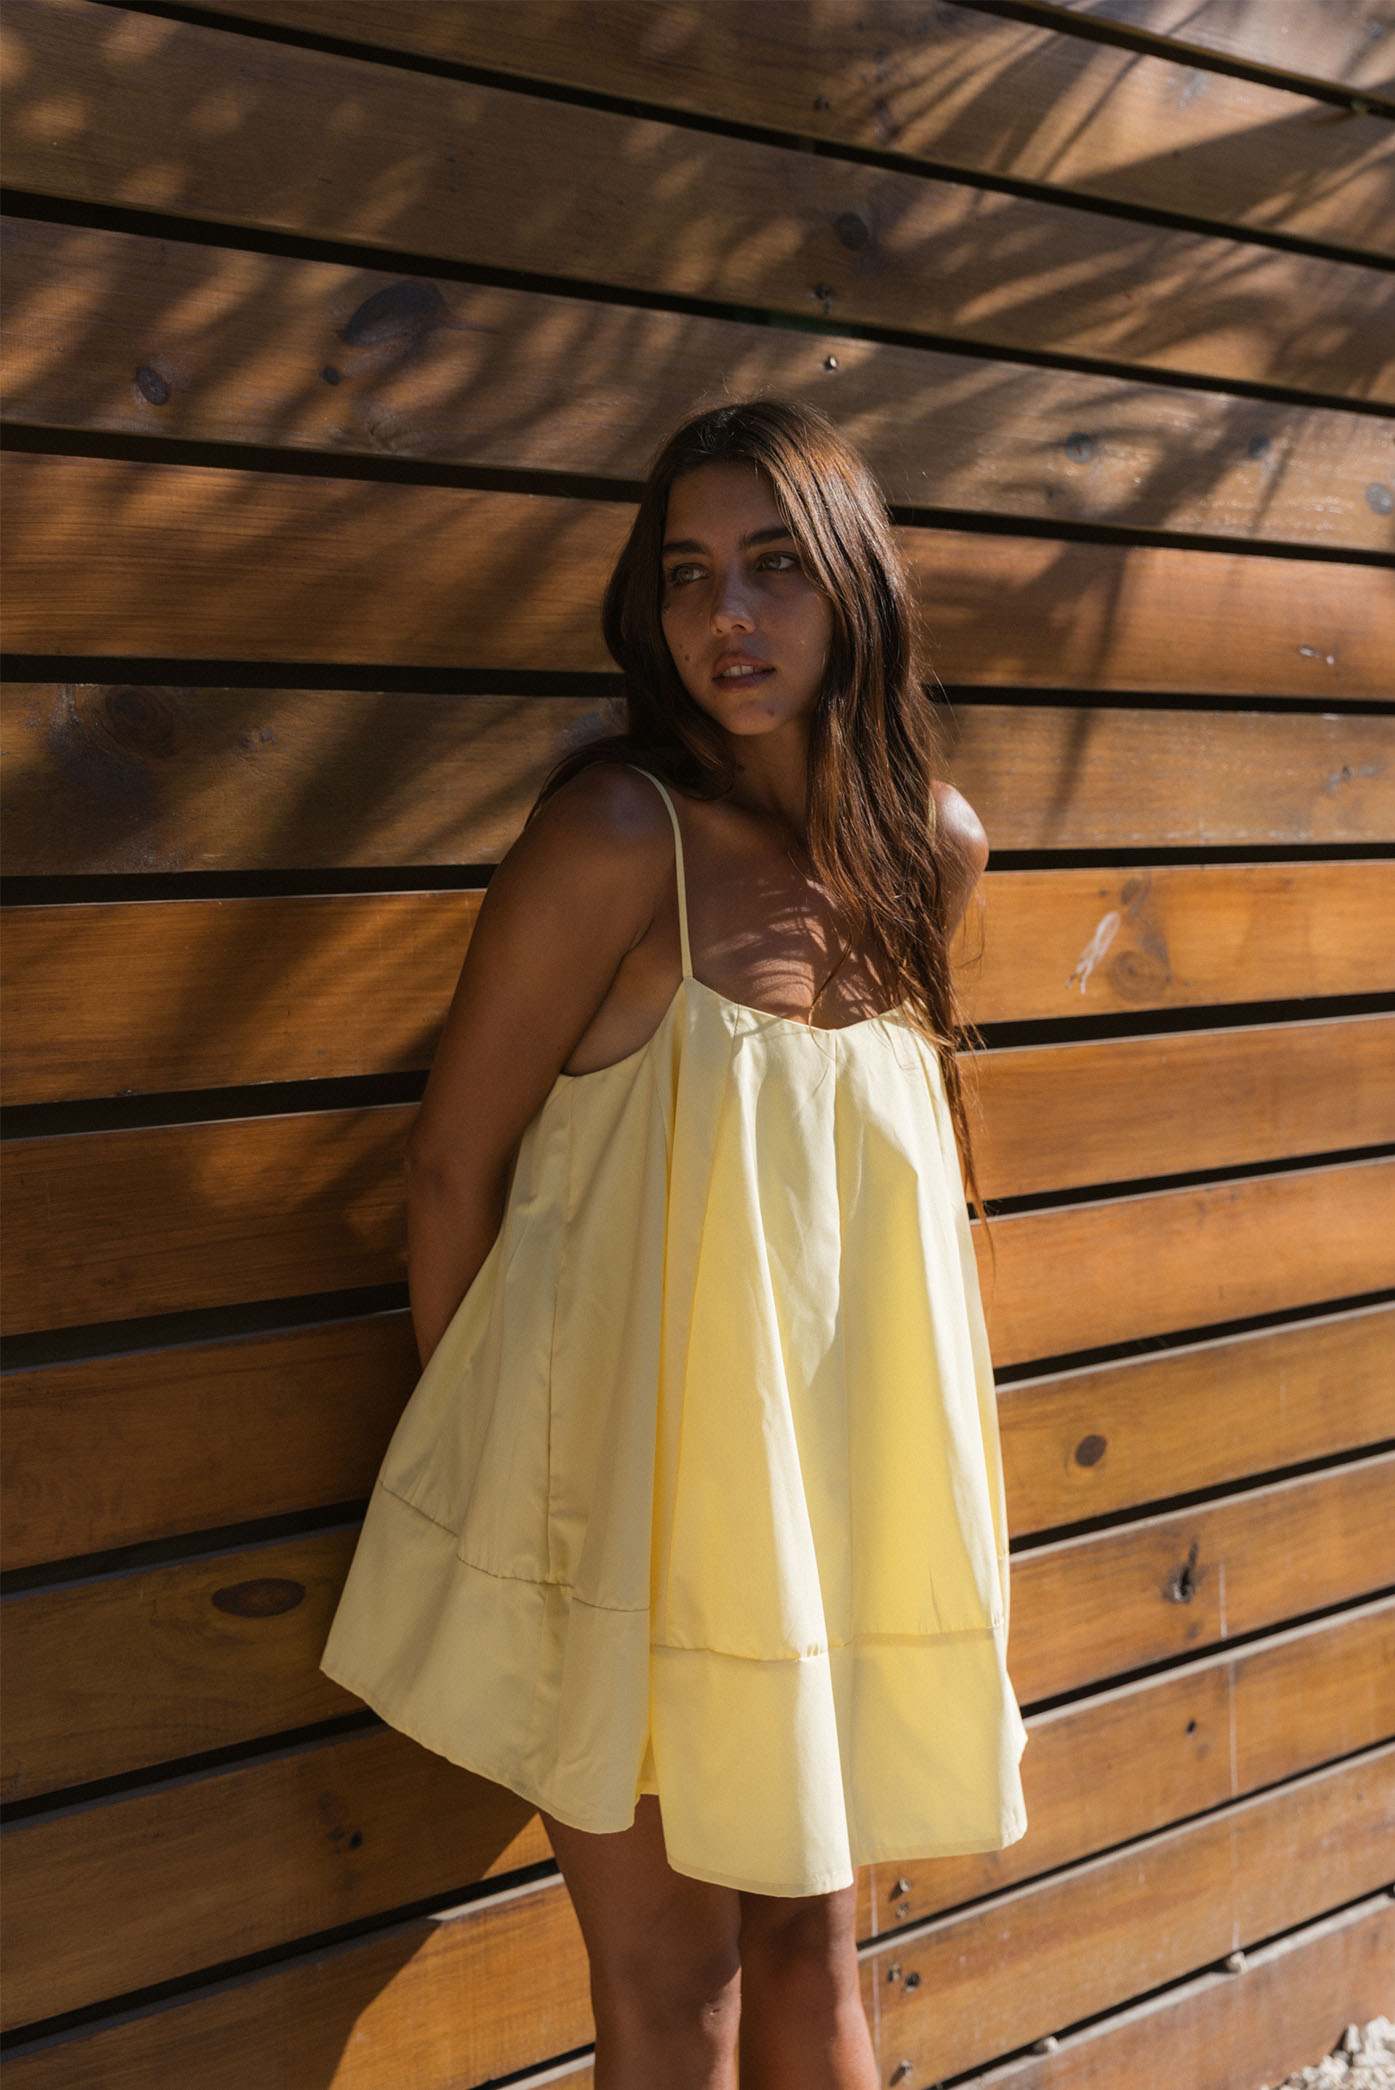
left=2, top=1, right=1393, bottom=2082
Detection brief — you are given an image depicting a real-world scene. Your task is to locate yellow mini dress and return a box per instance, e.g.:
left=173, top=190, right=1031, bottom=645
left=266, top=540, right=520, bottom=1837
left=321, top=765, right=1028, bottom=1897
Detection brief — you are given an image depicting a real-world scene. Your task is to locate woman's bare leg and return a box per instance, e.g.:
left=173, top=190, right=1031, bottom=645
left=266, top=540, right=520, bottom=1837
left=541, top=1796, right=742, bottom=2089
left=736, top=1882, right=879, bottom=2090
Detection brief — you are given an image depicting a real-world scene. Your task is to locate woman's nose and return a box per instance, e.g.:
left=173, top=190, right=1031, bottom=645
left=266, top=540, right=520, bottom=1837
left=710, top=566, right=755, bottom=631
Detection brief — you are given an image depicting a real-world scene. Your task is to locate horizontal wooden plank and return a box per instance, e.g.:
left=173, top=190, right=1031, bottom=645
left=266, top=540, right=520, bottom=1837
left=0, top=1312, right=416, bottom=1571
left=4, top=459, right=1392, bottom=696
left=5, top=1302, right=1388, bottom=1572
left=9, top=874, right=1395, bottom=1117
left=6, top=1746, right=1391, bottom=2083
left=999, top=1302, right=1395, bottom=1529
left=204, top=0, right=1395, bottom=256
left=4, top=1450, right=1390, bottom=1800
left=964, top=863, right=1395, bottom=1020
left=7, top=221, right=1393, bottom=553
left=871, top=1748, right=1395, bottom=2084
left=1046, top=0, right=1395, bottom=98
left=4, top=1087, right=1390, bottom=1344
left=0, top=1529, right=360, bottom=1801
left=1011, top=1447, right=1395, bottom=1709
left=6, top=861, right=1393, bottom=1094
left=4, top=1595, right=1388, bottom=2025
left=977, top=1013, right=1395, bottom=1198
left=956, top=1892, right=1395, bottom=2090
left=3, top=0, right=1391, bottom=397
left=7, top=687, right=1394, bottom=877
left=980, top=1156, right=1394, bottom=1366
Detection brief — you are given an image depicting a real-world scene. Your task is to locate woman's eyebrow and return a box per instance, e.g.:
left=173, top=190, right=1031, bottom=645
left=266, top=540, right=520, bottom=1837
left=660, top=525, right=796, bottom=555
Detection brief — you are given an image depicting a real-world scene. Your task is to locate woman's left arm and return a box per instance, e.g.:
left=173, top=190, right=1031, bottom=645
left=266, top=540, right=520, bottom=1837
left=931, top=779, right=991, bottom=938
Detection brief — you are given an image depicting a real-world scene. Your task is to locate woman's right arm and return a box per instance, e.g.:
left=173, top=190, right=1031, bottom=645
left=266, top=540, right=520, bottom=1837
left=403, top=764, right=669, bottom=1368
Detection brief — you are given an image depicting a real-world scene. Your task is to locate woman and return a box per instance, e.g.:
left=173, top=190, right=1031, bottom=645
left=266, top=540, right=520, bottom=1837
left=321, top=398, right=1028, bottom=2088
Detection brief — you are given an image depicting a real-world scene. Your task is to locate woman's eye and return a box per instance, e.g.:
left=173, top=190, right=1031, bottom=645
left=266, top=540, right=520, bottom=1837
left=664, top=563, right=703, bottom=588
left=758, top=552, right=800, bottom=572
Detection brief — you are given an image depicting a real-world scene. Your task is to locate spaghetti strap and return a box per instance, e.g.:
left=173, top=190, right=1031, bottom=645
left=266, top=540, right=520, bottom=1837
left=628, top=765, right=693, bottom=980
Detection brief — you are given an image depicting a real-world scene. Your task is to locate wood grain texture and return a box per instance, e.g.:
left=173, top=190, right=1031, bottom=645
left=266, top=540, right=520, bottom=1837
left=7, top=685, right=1393, bottom=877
left=5, top=1304, right=1388, bottom=1573
left=0, top=1529, right=361, bottom=1801
left=952, top=1893, right=1395, bottom=2089
left=8, top=872, right=1394, bottom=1116
left=4, top=1125, right=1389, bottom=1348
left=0, top=1312, right=417, bottom=1570
left=5, top=457, right=1392, bottom=695
left=1011, top=1450, right=1395, bottom=1700
left=10, top=856, right=1388, bottom=1111
left=4, top=1596, right=1388, bottom=2025
left=978, top=1156, right=1394, bottom=1365
left=6, top=1749, right=1390, bottom=2083
left=869, top=1749, right=1395, bottom=2083
left=8, top=220, right=1393, bottom=551
left=10, top=1892, right=1391, bottom=2090
left=975, top=1013, right=1395, bottom=1198
left=3, top=0, right=1391, bottom=396
left=5, top=1452, right=1390, bottom=1800
left=998, top=1303, right=1395, bottom=1529
left=1044, top=0, right=1395, bottom=97
left=191, top=1, right=1395, bottom=257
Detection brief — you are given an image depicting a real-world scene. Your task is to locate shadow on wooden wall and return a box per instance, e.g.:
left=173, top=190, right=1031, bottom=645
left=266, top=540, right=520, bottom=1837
left=2, top=1, right=1393, bottom=2084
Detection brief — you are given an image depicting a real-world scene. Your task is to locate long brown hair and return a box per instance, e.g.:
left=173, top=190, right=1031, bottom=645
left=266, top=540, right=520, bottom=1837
left=528, top=397, right=995, bottom=1247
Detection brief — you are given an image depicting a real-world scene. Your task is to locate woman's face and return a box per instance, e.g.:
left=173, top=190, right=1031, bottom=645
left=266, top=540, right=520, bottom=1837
left=659, top=463, right=834, bottom=741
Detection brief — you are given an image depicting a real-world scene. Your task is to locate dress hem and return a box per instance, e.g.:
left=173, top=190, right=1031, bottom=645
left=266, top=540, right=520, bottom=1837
left=320, top=1642, right=1031, bottom=1898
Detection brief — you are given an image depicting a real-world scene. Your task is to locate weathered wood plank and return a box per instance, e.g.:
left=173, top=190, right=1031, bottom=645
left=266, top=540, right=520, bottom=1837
left=955, top=1892, right=1395, bottom=2089
left=2, top=454, right=1363, bottom=666
left=7, top=873, right=1394, bottom=1120
left=4, top=1597, right=1389, bottom=2026
left=202, top=0, right=1395, bottom=255
left=5, top=860, right=1392, bottom=1103
left=3, top=0, right=1391, bottom=396
left=4, top=458, right=1392, bottom=695
left=0, top=1528, right=361, bottom=1801
left=3, top=1105, right=1389, bottom=1343
left=1044, top=0, right=1395, bottom=97
left=976, top=1014, right=1395, bottom=1199
left=998, top=1303, right=1395, bottom=1529
left=5, top=1749, right=1390, bottom=2082
left=7, top=221, right=1392, bottom=551
left=4, top=1453, right=1390, bottom=1799
left=5, top=1304, right=1388, bottom=1571
left=979, top=1156, right=1394, bottom=1366
left=871, top=1749, right=1395, bottom=2084
left=7, top=686, right=1393, bottom=877
left=0, top=1312, right=416, bottom=1570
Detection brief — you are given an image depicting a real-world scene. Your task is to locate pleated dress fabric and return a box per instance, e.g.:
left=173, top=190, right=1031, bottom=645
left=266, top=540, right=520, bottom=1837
left=321, top=766, right=1029, bottom=1897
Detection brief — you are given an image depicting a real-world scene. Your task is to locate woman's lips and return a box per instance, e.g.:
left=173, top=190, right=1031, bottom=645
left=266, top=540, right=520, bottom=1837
left=713, top=658, right=774, bottom=684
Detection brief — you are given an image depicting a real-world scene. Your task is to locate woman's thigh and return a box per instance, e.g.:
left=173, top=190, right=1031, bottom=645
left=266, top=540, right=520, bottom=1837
left=541, top=1795, right=743, bottom=2007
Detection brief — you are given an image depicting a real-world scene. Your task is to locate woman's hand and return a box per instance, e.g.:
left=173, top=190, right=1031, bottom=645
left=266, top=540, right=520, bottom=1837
left=404, top=763, right=671, bottom=1366
left=932, top=779, right=991, bottom=940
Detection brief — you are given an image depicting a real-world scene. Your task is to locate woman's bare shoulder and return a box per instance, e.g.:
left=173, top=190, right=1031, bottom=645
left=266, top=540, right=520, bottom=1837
left=930, top=778, right=990, bottom=870
left=489, top=760, right=676, bottom=927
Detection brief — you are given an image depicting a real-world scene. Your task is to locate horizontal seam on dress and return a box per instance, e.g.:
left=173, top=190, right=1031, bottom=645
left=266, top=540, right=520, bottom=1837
left=651, top=1624, right=1006, bottom=1663
left=374, top=1483, right=651, bottom=1612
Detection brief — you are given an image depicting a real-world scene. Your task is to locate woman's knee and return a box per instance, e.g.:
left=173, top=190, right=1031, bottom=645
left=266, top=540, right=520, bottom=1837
left=590, top=1935, right=741, bottom=2044
left=737, top=1882, right=860, bottom=1987
left=543, top=1799, right=742, bottom=2041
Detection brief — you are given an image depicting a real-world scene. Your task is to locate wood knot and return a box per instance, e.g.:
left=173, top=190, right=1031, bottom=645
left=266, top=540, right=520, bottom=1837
left=211, top=1577, right=306, bottom=1617
left=1074, top=1433, right=1107, bottom=1468
left=338, top=280, right=450, bottom=350
left=1164, top=1539, right=1201, bottom=1605
left=97, top=686, right=180, bottom=761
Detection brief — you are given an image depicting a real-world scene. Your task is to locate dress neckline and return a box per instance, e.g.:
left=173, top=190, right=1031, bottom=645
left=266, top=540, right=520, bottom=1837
left=556, top=974, right=913, bottom=1085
